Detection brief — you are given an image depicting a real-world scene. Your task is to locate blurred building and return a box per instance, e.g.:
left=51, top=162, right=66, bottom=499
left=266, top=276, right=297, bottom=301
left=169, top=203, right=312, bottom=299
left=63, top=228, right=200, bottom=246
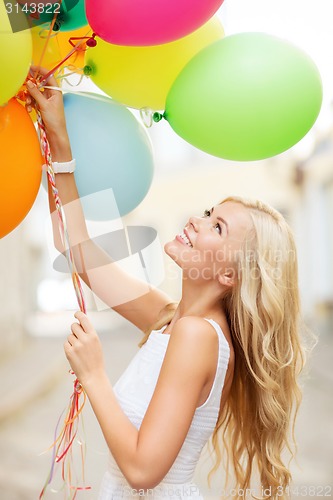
left=291, top=131, right=333, bottom=334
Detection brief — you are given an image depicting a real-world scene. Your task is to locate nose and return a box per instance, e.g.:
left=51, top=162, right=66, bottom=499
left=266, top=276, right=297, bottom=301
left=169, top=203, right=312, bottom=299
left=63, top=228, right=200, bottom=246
left=188, top=216, right=204, bottom=232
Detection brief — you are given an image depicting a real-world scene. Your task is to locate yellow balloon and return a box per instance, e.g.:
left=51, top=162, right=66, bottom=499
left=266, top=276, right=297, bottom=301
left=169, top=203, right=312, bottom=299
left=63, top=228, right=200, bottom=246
left=84, top=17, right=224, bottom=110
left=0, top=3, right=32, bottom=105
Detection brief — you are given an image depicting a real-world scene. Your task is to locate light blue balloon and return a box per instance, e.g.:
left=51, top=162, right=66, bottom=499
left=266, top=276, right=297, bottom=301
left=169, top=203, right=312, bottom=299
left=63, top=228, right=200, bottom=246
left=63, top=93, right=154, bottom=220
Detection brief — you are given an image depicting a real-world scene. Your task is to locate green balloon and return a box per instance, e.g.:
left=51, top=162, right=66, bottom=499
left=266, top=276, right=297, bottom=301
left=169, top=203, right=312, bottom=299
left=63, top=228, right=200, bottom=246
left=35, top=0, right=87, bottom=31
left=165, top=33, right=323, bottom=161
left=59, top=0, right=88, bottom=31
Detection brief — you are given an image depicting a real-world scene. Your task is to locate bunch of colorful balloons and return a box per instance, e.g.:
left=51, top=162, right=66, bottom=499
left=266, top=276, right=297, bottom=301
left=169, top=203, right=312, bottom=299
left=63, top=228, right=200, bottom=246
left=0, top=0, right=323, bottom=239
left=0, top=0, right=90, bottom=239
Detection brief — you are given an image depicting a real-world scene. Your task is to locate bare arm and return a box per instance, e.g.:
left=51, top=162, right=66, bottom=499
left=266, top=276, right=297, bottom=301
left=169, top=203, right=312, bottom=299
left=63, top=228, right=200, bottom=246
left=26, top=69, right=172, bottom=332
left=66, top=313, right=219, bottom=489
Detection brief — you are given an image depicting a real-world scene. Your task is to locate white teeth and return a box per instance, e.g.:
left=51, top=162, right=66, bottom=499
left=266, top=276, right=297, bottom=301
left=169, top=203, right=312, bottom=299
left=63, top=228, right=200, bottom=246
left=179, top=232, right=192, bottom=247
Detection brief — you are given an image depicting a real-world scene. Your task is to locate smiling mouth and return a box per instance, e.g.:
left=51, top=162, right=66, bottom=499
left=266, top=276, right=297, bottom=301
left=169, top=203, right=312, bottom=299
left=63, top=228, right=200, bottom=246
left=177, top=231, right=193, bottom=247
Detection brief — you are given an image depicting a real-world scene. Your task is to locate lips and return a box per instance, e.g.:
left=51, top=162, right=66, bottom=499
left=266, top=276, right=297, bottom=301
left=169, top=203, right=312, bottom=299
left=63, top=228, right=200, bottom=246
left=177, top=229, right=193, bottom=247
left=184, top=228, right=192, bottom=244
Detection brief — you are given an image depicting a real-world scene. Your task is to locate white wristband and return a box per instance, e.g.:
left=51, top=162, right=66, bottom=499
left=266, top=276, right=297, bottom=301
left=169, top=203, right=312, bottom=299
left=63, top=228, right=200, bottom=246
left=52, top=159, right=76, bottom=173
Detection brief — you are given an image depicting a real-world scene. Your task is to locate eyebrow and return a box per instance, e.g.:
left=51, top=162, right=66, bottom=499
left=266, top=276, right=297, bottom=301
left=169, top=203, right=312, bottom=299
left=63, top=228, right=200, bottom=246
left=211, top=207, right=229, bottom=234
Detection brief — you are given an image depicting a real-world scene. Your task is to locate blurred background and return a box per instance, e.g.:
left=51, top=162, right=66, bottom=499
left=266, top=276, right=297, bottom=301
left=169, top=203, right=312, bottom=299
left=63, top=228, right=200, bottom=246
left=1, top=0, right=333, bottom=498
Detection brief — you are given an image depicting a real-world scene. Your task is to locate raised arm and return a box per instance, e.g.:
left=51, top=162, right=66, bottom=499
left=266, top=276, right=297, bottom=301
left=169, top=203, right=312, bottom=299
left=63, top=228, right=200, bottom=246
left=26, top=69, right=172, bottom=332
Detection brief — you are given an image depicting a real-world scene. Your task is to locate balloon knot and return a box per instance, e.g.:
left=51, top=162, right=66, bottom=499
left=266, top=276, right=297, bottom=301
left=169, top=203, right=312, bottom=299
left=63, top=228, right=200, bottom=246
left=53, top=16, right=64, bottom=31
left=83, top=65, right=93, bottom=76
left=86, top=33, right=97, bottom=47
left=152, top=112, right=164, bottom=123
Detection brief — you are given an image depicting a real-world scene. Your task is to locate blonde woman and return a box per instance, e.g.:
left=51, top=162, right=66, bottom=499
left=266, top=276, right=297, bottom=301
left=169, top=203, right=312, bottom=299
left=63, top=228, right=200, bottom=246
left=27, top=70, right=307, bottom=500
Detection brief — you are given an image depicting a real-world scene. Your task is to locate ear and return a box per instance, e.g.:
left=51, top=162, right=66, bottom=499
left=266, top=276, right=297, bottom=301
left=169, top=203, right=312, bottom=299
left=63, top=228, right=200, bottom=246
left=217, top=267, right=235, bottom=288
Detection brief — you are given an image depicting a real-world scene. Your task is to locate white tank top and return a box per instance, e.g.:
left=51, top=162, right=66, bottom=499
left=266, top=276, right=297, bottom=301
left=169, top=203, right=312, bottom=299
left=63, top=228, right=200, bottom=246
left=99, top=318, right=231, bottom=499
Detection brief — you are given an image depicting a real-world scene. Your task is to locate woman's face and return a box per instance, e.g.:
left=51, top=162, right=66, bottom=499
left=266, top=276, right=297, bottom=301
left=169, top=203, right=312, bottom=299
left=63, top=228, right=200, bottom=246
left=164, top=201, right=253, bottom=285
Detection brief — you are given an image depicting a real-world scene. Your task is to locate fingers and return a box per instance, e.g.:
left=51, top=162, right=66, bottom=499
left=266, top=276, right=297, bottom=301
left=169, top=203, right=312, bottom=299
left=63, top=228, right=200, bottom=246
left=26, top=66, right=61, bottom=108
left=71, top=321, right=84, bottom=338
left=66, top=312, right=95, bottom=350
left=74, top=311, right=94, bottom=334
left=66, top=323, right=84, bottom=348
left=29, top=65, right=59, bottom=89
left=26, top=79, right=47, bottom=107
left=67, top=333, right=78, bottom=347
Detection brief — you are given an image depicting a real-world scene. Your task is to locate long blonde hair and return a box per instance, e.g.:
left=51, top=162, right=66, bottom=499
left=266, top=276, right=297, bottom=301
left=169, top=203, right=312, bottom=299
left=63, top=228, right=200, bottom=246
left=210, top=196, right=315, bottom=499
left=141, top=196, right=316, bottom=499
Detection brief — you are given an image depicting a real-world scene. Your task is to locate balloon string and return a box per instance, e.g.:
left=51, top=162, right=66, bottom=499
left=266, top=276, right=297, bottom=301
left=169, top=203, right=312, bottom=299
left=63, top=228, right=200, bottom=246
left=33, top=0, right=63, bottom=75
left=42, top=85, right=163, bottom=118
left=35, top=13, right=59, bottom=70
left=36, top=79, right=163, bottom=123
left=57, top=67, right=85, bottom=87
left=43, top=85, right=117, bottom=104
left=36, top=107, right=90, bottom=497
left=38, top=46, right=83, bottom=85
left=37, top=106, right=87, bottom=311
left=39, top=380, right=91, bottom=499
left=38, top=31, right=95, bottom=86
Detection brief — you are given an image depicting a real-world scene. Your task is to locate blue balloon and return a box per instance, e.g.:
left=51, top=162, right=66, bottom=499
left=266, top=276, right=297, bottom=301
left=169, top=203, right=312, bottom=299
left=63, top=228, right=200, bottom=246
left=63, top=93, right=154, bottom=220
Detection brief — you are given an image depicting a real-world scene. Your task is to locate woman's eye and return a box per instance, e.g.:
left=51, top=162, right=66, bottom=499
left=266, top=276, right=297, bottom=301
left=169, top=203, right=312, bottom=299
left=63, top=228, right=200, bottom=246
left=203, top=209, right=211, bottom=217
left=214, top=223, right=222, bottom=234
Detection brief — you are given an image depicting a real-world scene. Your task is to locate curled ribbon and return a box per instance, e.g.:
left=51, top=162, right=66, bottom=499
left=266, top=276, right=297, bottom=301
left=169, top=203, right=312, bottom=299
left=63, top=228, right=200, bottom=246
left=37, top=107, right=90, bottom=497
left=35, top=63, right=90, bottom=498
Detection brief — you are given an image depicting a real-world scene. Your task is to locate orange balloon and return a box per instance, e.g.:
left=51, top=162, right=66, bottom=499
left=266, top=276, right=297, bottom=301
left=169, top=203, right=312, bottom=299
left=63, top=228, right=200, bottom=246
left=0, top=99, right=43, bottom=238
left=32, top=25, right=91, bottom=70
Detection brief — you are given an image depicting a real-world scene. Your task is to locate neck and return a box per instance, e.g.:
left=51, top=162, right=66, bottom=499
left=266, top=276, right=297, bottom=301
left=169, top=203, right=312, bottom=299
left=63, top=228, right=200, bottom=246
left=172, top=276, right=226, bottom=324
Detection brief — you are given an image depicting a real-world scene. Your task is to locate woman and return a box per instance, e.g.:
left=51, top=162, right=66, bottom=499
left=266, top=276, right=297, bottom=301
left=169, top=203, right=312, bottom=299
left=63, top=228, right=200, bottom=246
left=27, top=69, right=307, bottom=500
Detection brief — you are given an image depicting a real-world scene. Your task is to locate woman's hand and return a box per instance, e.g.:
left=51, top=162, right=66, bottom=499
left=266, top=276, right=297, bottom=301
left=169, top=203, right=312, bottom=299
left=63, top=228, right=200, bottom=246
left=26, top=66, right=66, bottom=133
left=26, top=66, right=72, bottom=160
left=64, top=311, right=106, bottom=387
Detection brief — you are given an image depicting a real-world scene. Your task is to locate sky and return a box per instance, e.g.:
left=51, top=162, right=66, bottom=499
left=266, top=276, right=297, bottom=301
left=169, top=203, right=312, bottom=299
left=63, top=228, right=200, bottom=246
left=219, top=0, right=333, bottom=131
left=158, top=0, right=333, bottom=162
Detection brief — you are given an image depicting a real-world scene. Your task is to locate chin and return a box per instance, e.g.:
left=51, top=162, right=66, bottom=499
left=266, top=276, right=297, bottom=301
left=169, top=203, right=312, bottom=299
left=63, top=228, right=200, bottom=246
left=164, top=240, right=175, bottom=257
left=164, top=240, right=181, bottom=265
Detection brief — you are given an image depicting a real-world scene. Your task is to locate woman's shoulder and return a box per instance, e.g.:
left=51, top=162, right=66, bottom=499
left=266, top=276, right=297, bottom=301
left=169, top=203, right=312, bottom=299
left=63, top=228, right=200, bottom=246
left=162, top=317, right=220, bottom=386
left=166, top=316, right=220, bottom=359
left=166, top=315, right=234, bottom=368
left=164, top=316, right=218, bottom=347
left=171, top=315, right=219, bottom=339
left=172, top=315, right=231, bottom=347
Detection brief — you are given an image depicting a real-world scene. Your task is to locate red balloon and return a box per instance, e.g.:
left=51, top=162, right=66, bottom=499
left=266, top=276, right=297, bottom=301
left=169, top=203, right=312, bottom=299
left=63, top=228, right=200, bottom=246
left=86, top=0, right=224, bottom=46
